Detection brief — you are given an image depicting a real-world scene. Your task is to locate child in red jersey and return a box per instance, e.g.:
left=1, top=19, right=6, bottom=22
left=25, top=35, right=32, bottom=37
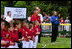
left=1, top=20, right=7, bottom=48
left=12, top=20, right=22, bottom=48
left=32, top=21, right=41, bottom=48
left=21, top=23, right=30, bottom=48
left=1, top=20, right=15, bottom=48
left=30, top=10, right=41, bottom=23
left=28, top=22, right=34, bottom=48
left=21, top=21, right=33, bottom=48
left=7, top=26, right=16, bottom=48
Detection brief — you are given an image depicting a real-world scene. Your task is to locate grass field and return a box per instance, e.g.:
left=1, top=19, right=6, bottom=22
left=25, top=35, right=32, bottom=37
left=37, top=36, right=71, bottom=48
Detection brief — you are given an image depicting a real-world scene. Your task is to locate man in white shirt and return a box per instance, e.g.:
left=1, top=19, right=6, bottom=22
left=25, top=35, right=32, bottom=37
left=5, top=11, right=13, bottom=23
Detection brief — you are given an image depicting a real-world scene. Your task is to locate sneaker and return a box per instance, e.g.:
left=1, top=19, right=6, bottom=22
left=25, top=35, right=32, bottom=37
left=51, top=42, right=56, bottom=44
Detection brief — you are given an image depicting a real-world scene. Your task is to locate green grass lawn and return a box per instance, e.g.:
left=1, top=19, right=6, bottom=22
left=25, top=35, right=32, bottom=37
left=37, top=36, right=71, bottom=48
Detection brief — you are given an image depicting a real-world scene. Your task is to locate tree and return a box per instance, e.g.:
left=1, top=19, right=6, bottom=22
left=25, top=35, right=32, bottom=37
left=1, top=1, right=71, bottom=18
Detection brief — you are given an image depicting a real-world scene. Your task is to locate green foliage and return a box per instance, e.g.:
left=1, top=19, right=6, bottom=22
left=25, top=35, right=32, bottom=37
left=1, top=1, right=71, bottom=18
left=14, top=1, right=26, bottom=7
left=1, top=1, right=8, bottom=14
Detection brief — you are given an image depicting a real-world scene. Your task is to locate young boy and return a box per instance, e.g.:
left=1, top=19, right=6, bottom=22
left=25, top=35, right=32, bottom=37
left=1, top=20, right=7, bottom=48
left=28, top=22, right=34, bottom=48
left=1, top=20, right=15, bottom=48
left=30, top=10, right=41, bottom=23
left=12, top=20, right=22, bottom=48
left=21, top=23, right=31, bottom=48
left=32, top=21, right=40, bottom=48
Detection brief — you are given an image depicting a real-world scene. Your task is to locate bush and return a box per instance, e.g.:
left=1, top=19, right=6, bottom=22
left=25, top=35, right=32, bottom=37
left=1, top=1, right=71, bottom=18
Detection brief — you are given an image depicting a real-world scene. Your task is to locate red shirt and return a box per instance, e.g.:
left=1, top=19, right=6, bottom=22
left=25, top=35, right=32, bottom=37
left=22, top=26, right=33, bottom=41
left=32, top=25, right=41, bottom=36
left=19, top=28, right=26, bottom=38
left=11, top=29, right=19, bottom=42
left=36, top=25, right=41, bottom=32
left=30, top=14, right=41, bottom=23
left=60, top=19, right=65, bottom=24
left=1, top=30, right=14, bottom=47
left=1, top=30, right=13, bottom=41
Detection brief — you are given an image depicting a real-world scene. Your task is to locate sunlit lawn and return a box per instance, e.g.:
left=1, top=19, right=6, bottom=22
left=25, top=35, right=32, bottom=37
left=37, top=36, right=71, bottom=48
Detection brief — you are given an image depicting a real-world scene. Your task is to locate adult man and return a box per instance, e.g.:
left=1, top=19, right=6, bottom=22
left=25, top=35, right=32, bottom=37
left=50, top=11, right=60, bottom=43
left=5, top=11, right=13, bottom=23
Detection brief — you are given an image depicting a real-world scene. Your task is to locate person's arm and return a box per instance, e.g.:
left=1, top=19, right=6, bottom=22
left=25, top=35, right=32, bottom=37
left=38, top=14, right=43, bottom=23
left=18, top=37, right=24, bottom=41
left=1, top=40, right=7, bottom=45
left=28, top=17, right=31, bottom=22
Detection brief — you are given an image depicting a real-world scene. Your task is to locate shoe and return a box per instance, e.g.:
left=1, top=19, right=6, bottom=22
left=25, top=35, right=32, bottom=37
left=51, top=42, right=56, bottom=45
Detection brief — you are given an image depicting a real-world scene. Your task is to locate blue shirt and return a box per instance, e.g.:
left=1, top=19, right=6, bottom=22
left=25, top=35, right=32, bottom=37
left=43, top=16, right=49, bottom=20
left=50, top=16, right=60, bottom=25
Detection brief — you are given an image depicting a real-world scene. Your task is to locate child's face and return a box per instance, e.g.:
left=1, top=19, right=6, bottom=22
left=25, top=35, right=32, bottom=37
left=61, top=18, right=63, bottom=19
left=17, top=23, right=21, bottom=29
left=34, top=10, right=39, bottom=15
left=26, top=23, right=29, bottom=28
left=29, top=23, right=33, bottom=28
left=9, top=26, right=14, bottom=32
left=35, top=21, right=39, bottom=25
left=23, top=21, right=27, bottom=26
left=1, top=22, right=5, bottom=30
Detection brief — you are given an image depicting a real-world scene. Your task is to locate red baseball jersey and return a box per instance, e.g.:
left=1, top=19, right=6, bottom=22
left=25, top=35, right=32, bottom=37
left=1, top=30, right=14, bottom=47
left=31, top=25, right=40, bottom=36
left=30, top=14, right=41, bottom=23
left=19, top=28, right=26, bottom=38
left=22, top=26, right=33, bottom=41
left=36, top=25, right=41, bottom=32
left=11, top=29, right=19, bottom=42
left=1, top=30, right=13, bottom=41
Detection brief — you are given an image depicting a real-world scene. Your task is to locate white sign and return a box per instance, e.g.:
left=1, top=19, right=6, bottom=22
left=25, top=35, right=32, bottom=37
left=4, top=7, right=27, bottom=19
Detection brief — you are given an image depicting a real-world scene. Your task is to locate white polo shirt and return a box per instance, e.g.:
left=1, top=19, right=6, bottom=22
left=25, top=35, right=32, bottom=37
left=5, top=16, right=13, bottom=22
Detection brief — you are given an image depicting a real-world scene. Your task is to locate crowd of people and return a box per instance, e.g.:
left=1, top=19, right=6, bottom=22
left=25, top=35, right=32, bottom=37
left=1, top=6, right=71, bottom=48
left=1, top=19, right=41, bottom=48
left=1, top=7, right=42, bottom=48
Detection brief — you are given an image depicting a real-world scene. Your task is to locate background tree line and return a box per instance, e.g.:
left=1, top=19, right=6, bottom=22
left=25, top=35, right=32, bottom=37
left=1, top=1, right=71, bottom=19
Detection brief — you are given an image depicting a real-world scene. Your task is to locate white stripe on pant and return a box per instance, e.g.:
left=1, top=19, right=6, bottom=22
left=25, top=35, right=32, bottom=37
left=22, top=40, right=34, bottom=48
left=8, top=42, right=19, bottom=48
left=33, top=35, right=38, bottom=48
left=29, top=40, right=33, bottom=48
left=22, top=41, right=29, bottom=48
left=1, top=47, right=6, bottom=48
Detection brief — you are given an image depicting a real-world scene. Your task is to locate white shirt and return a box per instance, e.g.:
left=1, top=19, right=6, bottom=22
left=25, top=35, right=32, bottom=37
left=38, top=14, right=43, bottom=22
left=5, top=16, right=13, bottom=22
left=65, top=19, right=70, bottom=23
left=28, top=17, right=31, bottom=22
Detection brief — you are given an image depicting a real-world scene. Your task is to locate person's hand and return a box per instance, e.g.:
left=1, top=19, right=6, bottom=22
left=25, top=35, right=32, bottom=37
left=27, top=36, right=31, bottom=39
left=18, top=39, right=22, bottom=41
left=32, top=37, right=35, bottom=42
left=18, top=38, right=24, bottom=41
left=1, top=40, right=7, bottom=45
left=10, top=41, right=14, bottom=45
left=36, top=32, right=40, bottom=35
